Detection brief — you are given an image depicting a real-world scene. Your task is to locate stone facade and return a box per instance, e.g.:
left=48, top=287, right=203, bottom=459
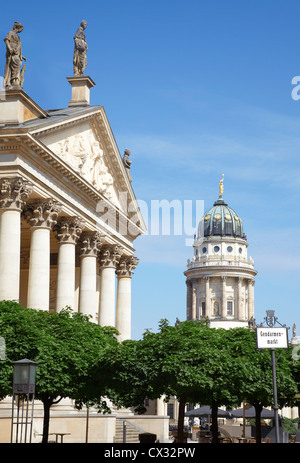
left=0, top=78, right=146, bottom=340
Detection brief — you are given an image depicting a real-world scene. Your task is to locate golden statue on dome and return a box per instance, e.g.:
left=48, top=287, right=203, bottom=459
left=219, top=174, right=224, bottom=197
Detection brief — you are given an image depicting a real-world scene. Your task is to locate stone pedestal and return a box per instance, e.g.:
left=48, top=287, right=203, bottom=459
left=67, top=76, right=95, bottom=107
left=0, top=89, right=47, bottom=125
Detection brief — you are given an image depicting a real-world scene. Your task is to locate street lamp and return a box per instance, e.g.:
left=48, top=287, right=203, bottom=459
left=11, top=359, right=37, bottom=443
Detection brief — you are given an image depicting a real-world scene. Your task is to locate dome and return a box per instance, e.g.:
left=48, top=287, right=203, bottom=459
left=198, top=197, right=247, bottom=241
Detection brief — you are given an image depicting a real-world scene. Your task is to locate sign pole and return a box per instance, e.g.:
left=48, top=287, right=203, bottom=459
left=270, top=348, right=280, bottom=443
left=255, top=310, right=289, bottom=444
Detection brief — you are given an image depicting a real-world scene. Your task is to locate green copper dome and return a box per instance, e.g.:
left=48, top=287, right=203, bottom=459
left=198, top=197, right=247, bottom=241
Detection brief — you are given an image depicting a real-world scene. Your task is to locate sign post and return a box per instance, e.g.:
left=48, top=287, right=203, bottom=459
left=256, top=311, right=288, bottom=443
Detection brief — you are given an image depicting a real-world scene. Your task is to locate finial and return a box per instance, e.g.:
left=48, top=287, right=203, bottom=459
left=219, top=174, right=224, bottom=198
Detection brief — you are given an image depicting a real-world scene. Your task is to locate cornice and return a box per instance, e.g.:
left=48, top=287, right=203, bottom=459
left=0, top=131, right=145, bottom=239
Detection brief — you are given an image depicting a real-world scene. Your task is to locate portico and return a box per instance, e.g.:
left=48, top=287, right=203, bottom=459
left=0, top=72, right=145, bottom=340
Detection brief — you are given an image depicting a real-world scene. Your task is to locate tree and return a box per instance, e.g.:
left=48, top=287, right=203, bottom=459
left=108, top=320, right=246, bottom=443
left=0, top=301, right=118, bottom=443
left=108, top=320, right=298, bottom=444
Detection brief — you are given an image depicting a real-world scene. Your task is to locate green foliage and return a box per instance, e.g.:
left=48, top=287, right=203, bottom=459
left=109, top=319, right=298, bottom=416
left=282, top=417, right=300, bottom=434
left=0, top=300, right=119, bottom=409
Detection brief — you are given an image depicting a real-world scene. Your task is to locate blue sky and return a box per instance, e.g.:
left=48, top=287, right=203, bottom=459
left=1, top=1, right=300, bottom=339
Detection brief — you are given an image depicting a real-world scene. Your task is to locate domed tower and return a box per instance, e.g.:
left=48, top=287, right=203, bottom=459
left=184, top=176, right=257, bottom=329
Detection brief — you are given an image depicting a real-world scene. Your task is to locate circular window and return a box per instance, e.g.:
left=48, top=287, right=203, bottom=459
left=227, top=246, right=233, bottom=252
left=239, top=247, right=242, bottom=254
left=202, top=247, right=207, bottom=253
left=214, top=246, right=220, bottom=252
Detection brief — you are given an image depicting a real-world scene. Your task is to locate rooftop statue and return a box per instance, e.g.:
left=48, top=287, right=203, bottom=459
left=123, top=149, right=132, bottom=169
left=73, top=21, right=88, bottom=76
left=219, top=173, right=224, bottom=197
left=3, top=22, right=26, bottom=90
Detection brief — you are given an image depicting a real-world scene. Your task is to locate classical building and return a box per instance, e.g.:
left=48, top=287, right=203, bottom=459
left=184, top=176, right=257, bottom=329
left=0, top=21, right=170, bottom=443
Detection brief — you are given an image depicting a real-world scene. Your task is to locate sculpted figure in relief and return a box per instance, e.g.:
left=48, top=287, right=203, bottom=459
left=52, top=134, right=114, bottom=199
left=73, top=21, right=88, bottom=76
left=3, top=22, right=26, bottom=89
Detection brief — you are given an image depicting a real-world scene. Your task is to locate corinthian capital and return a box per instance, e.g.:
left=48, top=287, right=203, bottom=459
left=116, top=256, right=139, bottom=277
left=55, top=217, right=85, bottom=244
left=24, top=198, right=62, bottom=228
left=79, top=231, right=104, bottom=257
left=99, top=244, right=123, bottom=268
left=0, top=177, right=33, bottom=210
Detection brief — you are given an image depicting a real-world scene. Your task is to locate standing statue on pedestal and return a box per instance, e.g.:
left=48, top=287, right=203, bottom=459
left=73, top=21, right=88, bottom=76
left=3, top=22, right=26, bottom=89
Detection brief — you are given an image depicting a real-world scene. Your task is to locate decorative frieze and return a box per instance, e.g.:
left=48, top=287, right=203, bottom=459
left=116, top=256, right=139, bottom=277
left=50, top=130, right=114, bottom=199
left=55, top=217, right=85, bottom=244
left=0, top=177, right=33, bottom=211
left=24, top=198, right=62, bottom=229
left=99, top=244, right=123, bottom=268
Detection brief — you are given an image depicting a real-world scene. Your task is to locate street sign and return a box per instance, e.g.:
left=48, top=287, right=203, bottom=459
left=256, top=326, right=288, bottom=349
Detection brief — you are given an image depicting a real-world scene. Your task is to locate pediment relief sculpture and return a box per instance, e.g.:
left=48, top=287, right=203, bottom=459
left=51, top=131, right=114, bottom=199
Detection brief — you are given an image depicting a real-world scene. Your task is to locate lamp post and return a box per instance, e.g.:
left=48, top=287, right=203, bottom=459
left=11, top=359, right=37, bottom=443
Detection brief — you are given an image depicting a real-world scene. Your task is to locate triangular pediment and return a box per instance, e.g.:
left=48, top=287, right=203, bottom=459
left=40, top=123, right=117, bottom=202
left=31, top=107, right=141, bottom=225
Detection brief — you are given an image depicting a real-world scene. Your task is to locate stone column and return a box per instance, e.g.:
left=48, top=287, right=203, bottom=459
left=55, top=217, right=84, bottom=311
left=222, top=276, right=227, bottom=318
left=236, top=277, right=242, bottom=320
left=99, top=245, right=122, bottom=328
left=115, top=255, right=139, bottom=341
left=186, top=280, right=192, bottom=320
left=191, top=279, right=197, bottom=321
left=79, top=232, right=103, bottom=320
left=205, top=276, right=210, bottom=319
left=0, top=178, right=32, bottom=301
left=248, top=279, right=255, bottom=320
left=25, top=199, right=61, bottom=311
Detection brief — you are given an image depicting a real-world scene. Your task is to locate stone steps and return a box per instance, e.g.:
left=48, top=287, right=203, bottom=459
left=115, top=419, right=140, bottom=443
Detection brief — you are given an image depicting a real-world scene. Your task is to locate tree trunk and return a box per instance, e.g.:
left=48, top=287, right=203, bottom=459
left=42, top=398, right=52, bottom=444
left=211, top=401, right=219, bottom=444
left=253, top=401, right=263, bottom=443
left=41, top=396, right=62, bottom=443
left=177, top=395, right=187, bottom=443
